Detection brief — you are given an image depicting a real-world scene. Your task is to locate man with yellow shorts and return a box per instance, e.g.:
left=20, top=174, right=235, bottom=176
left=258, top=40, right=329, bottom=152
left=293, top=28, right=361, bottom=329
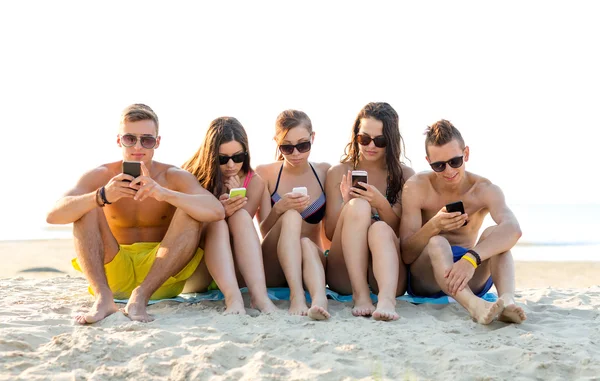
left=47, top=104, right=245, bottom=324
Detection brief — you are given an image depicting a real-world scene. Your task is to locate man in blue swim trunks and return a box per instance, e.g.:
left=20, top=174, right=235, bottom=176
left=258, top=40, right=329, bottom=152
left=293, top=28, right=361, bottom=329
left=400, top=119, right=526, bottom=324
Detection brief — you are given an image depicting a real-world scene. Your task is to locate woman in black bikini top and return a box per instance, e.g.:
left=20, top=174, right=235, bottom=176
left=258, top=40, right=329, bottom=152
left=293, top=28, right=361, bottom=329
left=256, top=109, right=331, bottom=320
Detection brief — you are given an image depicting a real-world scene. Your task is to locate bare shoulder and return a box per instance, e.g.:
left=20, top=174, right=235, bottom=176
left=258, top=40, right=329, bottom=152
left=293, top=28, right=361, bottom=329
left=401, top=163, right=416, bottom=182
left=255, top=162, right=281, bottom=179
left=470, top=173, right=504, bottom=200
left=312, top=161, right=331, bottom=180
left=247, top=171, right=266, bottom=192
left=327, top=162, right=351, bottom=179
left=67, top=162, right=119, bottom=195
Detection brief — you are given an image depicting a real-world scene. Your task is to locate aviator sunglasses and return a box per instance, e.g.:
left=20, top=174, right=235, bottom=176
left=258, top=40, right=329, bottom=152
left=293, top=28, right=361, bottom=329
left=119, top=134, right=158, bottom=149
left=278, top=140, right=312, bottom=155
left=429, top=156, right=464, bottom=172
left=218, top=152, right=247, bottom=165
left=356, top=134, right=387, bottom=148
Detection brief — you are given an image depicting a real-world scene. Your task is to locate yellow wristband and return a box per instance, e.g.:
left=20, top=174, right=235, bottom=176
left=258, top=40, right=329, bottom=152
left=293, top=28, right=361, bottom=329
left=462, top=254, right=478, bottom=268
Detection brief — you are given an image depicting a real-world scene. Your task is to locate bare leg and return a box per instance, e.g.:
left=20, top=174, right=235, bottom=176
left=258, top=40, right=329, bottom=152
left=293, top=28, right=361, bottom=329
left=477, top=227, right=526, bottom=324
left=339, top=199, right=375, bottom=317
left=275, top=210, right=308, bottom=315
left=202, top=220, right=245, bottom=315
left=72, top=208, right=120, bottom=324
left=423, top=236, right=504, bottom=325
left=301, top=238, right=330, bottom=320
left=228, top=209, right=277, bottom=313
left=124, top=209, right=205, bottom=321
left=368, top=222, right=402, bottom=321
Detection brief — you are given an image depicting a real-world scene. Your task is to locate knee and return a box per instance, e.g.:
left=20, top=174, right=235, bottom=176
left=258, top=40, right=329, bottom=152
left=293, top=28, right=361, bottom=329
left=368, top=221, right=395, bottom=242
left=345, top=198, right=372, bottom=219
left=73, top=208, right=101, bottom=230
left=479, top=226, right=497, bottom=241
left=281, top=209, right=303, bottom=226
left=206, top=219, right=229, bottom=237
left=425, top=236, right=451, bottom=259
left=228, top=208, right=252, bottom=226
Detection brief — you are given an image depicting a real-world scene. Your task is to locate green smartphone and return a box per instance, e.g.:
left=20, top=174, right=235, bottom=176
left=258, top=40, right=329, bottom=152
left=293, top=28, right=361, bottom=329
left=229, top=187, right=247, bottom=198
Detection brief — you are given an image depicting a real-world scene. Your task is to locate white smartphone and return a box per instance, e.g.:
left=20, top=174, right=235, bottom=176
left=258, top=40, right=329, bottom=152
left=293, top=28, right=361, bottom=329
left=292, top=186, right=308, bottom=195
left=351, top=170, right=368, bottom=191
left=229, top=187, right=247, bottom=198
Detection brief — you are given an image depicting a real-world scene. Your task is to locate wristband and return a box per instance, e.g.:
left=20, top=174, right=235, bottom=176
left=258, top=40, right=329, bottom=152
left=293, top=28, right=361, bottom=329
left=461, top=255, right=478, bottom=269
left=95, top=188, right=105, bottom=207
left=100, top=186, right=112, bottom=205
left=467, top=249, right=481, bottom=266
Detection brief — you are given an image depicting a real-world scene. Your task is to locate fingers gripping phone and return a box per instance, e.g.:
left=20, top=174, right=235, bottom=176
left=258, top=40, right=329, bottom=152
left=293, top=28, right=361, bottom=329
left=229, top=187, right=247, bottom=198
left=122, top=161, right=141, bottom=182
left=446, top=200, right=468, bottom=226
left=351, top=170, right=368, bottom=191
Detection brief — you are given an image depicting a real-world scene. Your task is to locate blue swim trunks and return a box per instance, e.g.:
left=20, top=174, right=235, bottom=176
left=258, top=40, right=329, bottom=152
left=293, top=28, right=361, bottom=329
left=407, top=246, right=494, bottom=298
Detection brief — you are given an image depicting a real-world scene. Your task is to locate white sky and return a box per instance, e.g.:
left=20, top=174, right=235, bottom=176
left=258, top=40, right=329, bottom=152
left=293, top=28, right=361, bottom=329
left=1, top=1, right=599, bottom=235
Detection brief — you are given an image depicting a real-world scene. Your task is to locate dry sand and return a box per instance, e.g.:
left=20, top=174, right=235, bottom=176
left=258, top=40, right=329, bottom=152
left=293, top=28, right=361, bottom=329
left=1, top=239, right=599, bottom=380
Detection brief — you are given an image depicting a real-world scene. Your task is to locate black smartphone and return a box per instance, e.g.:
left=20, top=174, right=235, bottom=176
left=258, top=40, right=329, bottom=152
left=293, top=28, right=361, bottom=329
left=446, top=200, right=467, bottom=226
left=122, top=161, right=141, bottom=182
left=351, top=170, right=368, bottom=191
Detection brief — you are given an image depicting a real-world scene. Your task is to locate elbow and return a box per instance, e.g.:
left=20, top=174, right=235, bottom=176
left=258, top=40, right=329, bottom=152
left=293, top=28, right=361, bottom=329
left=214, top=204, right=226, bottom=221
left=46, top=210, right=60, bottom=225
left=513, top=223, right=523, bottom=242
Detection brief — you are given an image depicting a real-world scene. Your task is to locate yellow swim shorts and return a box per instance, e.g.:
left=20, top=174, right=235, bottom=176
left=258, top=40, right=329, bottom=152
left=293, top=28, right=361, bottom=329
left=72, top=242, right=204, bottom=300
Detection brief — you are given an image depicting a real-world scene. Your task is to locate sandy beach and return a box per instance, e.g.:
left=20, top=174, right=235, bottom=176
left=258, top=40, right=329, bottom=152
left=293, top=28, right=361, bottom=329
left=1, top=239, right=599, bottom=380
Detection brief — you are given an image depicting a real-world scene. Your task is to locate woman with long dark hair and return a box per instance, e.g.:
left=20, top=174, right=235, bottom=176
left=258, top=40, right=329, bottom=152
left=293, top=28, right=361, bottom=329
left=325, top=102, right=414, bottom=321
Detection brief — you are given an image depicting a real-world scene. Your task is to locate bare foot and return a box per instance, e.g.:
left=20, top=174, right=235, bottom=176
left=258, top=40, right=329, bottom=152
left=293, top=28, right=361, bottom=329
left=498, top=294, right=527, bottom=324
left=224, top=297, right=246, bottom=315
left=123, top=289, right=153, bottom=323
left=468, top=298, right=505, bottom=325
left=352, top=295, right=376, bottom=317
left=250, top=296, right=279, bottom=314
left=289, top=295, right=308, bottom=316
left=308, top=305, right=330, bottom=320
left=372, top=297, right=399, bottom=321
left=75, top=295, right=118, bottom=324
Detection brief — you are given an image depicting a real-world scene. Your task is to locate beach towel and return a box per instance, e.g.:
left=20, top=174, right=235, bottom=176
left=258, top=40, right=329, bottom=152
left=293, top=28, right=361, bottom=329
left=114, top=287, right=497, bottom=305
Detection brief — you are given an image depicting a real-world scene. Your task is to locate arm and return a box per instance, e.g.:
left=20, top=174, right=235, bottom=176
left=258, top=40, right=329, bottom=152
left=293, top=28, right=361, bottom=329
left=323, top=165, right=345, bottom=241
left=240, top=173, right=265, bottom=218
left=378, top=165, right=416, bottom=235
left=257, top=183, right=281, bottom=238
left=399, top=178, right=430, bottom=264
left=470, top=184, right=522, bottom=261
left=159, top=168, right=225, bottom=222
left=46, top=166, right=134, bottom=224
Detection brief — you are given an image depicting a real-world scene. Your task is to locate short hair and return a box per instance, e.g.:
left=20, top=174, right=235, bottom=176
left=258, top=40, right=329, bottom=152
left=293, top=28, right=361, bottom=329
left=120, top=104, right=159, bottom=135
left=424, top=119, right=464, bottom=155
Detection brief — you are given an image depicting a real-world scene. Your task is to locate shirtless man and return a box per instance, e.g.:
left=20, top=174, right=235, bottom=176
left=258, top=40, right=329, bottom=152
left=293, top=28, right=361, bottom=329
left=400, top=119, right=526, bottom=324
left=47, top=104, right=245, bottom=324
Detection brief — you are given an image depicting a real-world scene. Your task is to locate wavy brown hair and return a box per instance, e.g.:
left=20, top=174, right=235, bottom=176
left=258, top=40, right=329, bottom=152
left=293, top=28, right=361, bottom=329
left=182, top=117, right=251, bottom=197
left=341, top=102, right=406, bottom=205
left=274, top=110, right=313, bottom=161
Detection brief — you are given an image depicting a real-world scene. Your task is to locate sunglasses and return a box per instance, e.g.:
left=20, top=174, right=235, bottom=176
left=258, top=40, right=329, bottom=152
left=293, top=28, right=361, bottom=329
left=120, top=134, right=158, bottom=149
left=356, top=134, right=387, bottom=148
left=278, top=140, right=312, bottom=155
left=429, top=156, right=464, bottom=172
left=218, top=152, right=247, bottom=165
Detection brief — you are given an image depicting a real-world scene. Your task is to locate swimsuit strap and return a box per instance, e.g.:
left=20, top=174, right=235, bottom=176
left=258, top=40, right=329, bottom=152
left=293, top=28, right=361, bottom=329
left=270, top=164, right=285, bottom=197
left=242, top=170, right=254, bottom=188
left=309, top=163, right=325, bottom=192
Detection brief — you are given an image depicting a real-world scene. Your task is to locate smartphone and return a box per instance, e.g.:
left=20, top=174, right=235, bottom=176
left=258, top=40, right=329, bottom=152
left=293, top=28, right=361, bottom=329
left=351, top=170, right=368, bottom=191
left=122, top=161, right=141, bottom=182
left=446, top=200, right=468, bottom=226
left=229, top=187, right=247, bottom=198
left=292, top=186, right=308, bottom=195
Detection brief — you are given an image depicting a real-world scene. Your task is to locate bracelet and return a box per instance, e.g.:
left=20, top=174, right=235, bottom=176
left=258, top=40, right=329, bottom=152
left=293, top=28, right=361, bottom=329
left=461, top=254, right=478, bottom=269
left=95, top=188, right=105, bottom=207
left=100, top=186, right=112, bottom=205
left=467, top=249, right=482, bottom=266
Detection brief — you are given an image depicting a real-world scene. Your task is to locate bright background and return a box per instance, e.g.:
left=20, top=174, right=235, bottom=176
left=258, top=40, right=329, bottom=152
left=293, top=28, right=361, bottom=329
left=1, top=1, right=598, bottom=251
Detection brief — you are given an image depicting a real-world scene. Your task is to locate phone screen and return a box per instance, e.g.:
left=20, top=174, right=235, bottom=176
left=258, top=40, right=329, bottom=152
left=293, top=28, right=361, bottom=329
left=446, top=201, right=467, bottom=226
left=352, top=171, right=368, bottom=191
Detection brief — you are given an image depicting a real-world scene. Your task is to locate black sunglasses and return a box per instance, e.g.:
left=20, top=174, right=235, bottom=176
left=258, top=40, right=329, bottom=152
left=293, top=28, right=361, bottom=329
left=218, top=152, right=247, bottom=165
left=120, top=134, right=158, bottom=149
left=429, top=156, right=464, bottom=172
left=279, top=140, right=312, bottom=155
left=356, top=134, right=387, bottom=148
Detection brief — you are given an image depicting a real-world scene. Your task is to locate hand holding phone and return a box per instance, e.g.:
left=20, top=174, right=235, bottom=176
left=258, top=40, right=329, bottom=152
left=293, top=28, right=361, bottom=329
left=351, top=170, right=368, bottom=191
left=446, top=200, right=468, bottom=226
